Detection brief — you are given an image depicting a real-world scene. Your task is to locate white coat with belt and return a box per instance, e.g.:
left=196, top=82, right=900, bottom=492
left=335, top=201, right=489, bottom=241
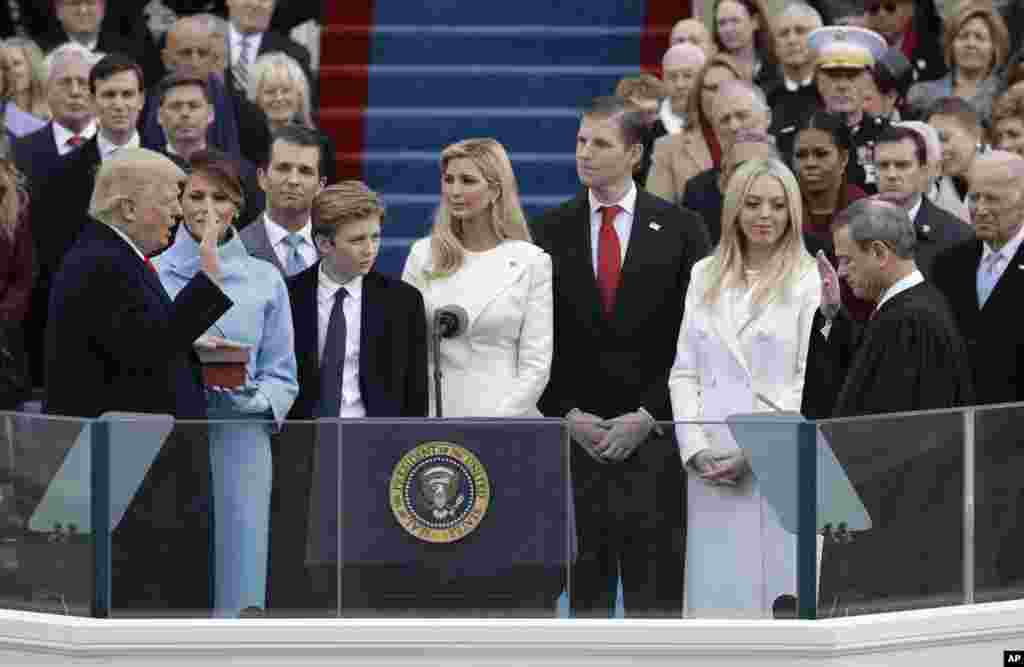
left=669, top=256, right=820, bottom=618
left=402, top=238, right=553, bottom=417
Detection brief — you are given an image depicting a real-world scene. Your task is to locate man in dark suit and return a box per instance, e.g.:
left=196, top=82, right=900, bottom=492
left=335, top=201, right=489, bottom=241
left=239, top=124, right=324, bottom=276
left=44, top=147, right=233, bottom=612
left=13, top=43, right=97, bottom=201
left=16, top=42, right=97, bottom=386
left=145, top=72, right=264, bottom=224
left=223, top=0, right=311, bottom=98
left=266, top=180, right=427, bottom=612
left=530, top=97, right=711, bottom=618
left=25, top=54, right=146, bottom=387
left=874, top=125, right=974, bottom=280
left=933, top=151, right=1024, bottom=590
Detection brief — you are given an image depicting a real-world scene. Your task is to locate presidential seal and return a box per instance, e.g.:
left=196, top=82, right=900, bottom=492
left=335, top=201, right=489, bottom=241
left=389, top=442, right=491, bottom=544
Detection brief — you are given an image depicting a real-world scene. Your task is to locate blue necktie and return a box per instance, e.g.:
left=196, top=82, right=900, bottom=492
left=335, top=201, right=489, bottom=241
left=318, top=288, right=348, bottom=418
left=977, top=252, right=1003, bottom=308
left=282, top=233, right=307, bottom=276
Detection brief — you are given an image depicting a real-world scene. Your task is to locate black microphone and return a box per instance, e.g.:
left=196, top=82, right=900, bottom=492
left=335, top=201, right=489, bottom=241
left=434, top=305, right=468, bottom=339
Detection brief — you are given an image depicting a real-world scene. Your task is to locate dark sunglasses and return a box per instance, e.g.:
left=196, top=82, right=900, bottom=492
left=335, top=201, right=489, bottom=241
left=866, top=1, right=907, bottom=13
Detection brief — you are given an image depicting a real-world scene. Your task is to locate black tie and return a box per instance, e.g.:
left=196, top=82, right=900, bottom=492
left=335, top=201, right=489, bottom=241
left=318, top=287, right=348, bottom=418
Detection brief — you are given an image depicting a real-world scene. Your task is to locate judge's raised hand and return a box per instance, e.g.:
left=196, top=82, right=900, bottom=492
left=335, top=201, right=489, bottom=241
left=198, top=199, right=225, bottom=286
left=816, top=250, right=841, bottom=317
left=567, top=408, right=610, bottom=464
left=598, top=411, right=655, bottom=462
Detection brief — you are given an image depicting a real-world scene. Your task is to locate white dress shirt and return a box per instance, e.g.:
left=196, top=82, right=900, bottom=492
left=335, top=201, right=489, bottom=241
left=317, top=266, right=365, bottom=418
left=658, top=98, right=686, bottom=134
left=783, top=75, right=813, bottom=92
left=263, top=213, right=317, bottom=270
left=977, top=222, right=1024, bottom=306
left=588, top=182, right=637, bottom=273
left=52, top=120, right=97, bottom=156
left=877, top=269, right=924, bottom=311
left=229, top=23, right=264, bottom=67
left=97, top=130, right=140, bottom=161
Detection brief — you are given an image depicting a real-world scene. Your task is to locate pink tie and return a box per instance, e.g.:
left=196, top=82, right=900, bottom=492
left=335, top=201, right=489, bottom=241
left=66, top=135, right=83, bottom=148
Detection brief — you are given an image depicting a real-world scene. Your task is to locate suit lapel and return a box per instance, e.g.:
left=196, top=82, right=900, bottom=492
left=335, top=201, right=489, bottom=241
left=563, top=193, right=605, bottom=329
left=252, top=217, right=286, bottom=274
left=359, top=273, right=382, bottom=408
left=458, top=251, right=529, bottom=332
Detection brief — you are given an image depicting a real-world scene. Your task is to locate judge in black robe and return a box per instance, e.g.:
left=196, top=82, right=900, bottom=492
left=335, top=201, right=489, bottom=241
left=804, top=197, right=974, bottom=615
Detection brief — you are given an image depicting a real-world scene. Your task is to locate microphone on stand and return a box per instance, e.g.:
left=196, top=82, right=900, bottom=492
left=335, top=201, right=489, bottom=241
left=432, top=305, right=468, bottom=418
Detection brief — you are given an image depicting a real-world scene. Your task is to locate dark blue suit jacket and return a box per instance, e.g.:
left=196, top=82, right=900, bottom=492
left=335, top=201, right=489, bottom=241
left=680, top=167, right=723, bottom=245
left=43, top=220, right=232, bottom=419
left=13, top=122, right=66, bottom=200
left=286, top=262, right=428, bottom=419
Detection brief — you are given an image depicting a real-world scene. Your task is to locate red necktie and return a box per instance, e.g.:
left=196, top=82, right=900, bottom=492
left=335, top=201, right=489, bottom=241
left=597, top=204, right=623, bottom=316
left=66, top=135, right=83, bottom=148
left=144, top=257, right=157, bottom=274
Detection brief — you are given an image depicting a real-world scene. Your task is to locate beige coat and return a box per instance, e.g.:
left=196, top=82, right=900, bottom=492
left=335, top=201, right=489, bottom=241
left=646, top=129, right=713, bottom=205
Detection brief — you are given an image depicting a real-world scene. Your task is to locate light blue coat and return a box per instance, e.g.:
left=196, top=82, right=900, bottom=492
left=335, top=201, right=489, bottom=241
left=156, top=225, right=298, bottom=617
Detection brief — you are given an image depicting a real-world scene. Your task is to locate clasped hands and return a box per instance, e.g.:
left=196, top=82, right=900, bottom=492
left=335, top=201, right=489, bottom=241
left=691, top=448, right=750, bottom=486
left=567, top=408, right=656, bottom=463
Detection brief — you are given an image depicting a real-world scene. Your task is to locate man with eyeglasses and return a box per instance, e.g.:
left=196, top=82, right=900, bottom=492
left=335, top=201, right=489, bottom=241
left=807, top=195, right=973, bottom=615
left=863, top=0, right=946, bottom=84
left=932, top=150, right=1024, bottom=594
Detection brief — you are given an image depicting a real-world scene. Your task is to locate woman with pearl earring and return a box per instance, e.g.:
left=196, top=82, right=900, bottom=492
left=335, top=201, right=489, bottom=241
left=401, top=138, right=553, bottom=417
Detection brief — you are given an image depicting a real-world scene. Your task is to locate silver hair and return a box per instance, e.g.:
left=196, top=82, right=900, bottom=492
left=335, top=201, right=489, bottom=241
left=42, top=41, right=99, bottom=85
left=777, top=3, right=824, bottom=26
left=834, top=198, right=917, bottom=259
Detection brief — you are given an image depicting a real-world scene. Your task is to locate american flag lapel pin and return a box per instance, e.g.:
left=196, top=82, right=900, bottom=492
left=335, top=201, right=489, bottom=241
left=649, top=221, right=661, bottom=231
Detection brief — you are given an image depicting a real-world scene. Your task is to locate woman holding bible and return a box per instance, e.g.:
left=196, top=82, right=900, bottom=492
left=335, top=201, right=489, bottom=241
left=155, top=148, right=298, bottom=618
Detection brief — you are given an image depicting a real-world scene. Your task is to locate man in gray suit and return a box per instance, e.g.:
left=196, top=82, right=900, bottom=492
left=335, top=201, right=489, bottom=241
left=239, top=124, right=325, bottom=276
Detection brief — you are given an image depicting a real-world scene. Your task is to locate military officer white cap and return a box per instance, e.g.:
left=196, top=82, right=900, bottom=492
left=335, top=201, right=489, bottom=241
left=809, top=26, right=887, bottom=70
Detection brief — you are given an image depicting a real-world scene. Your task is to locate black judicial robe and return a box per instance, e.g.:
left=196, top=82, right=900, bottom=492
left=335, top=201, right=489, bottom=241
left=807, top=280, right=975, bottom=614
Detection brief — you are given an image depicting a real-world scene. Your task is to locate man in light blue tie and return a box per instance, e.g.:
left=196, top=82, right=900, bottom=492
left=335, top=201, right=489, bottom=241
left=932, top=150, right=1024, bottom=590
left=933, top=149, right=1024, bottom=405
left=239, top=124, right=325, bottom=276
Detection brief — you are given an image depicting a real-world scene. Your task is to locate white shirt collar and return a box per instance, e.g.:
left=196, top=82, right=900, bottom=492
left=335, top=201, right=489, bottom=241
left=264, top=212, right=313, bottom=247
left=877, top=269, right=924, bottom=311
left=317, top=264, right=364, bottom=302
left=229, top=22, right=263, bottom=59
left=907, top=196, right=923, bottom=226
left=588, top=182, right=637, bottom=220
left=982, top=221, right=1024, bottom=264
left=658, top=98, right=686, bottom=134
left=97, top=130, right=140, bottom=160
left=784, top=74, right=813, bottom=92
left=52, top=120, right=97, bottom=149
left=104, top=222, right=147, bottom=263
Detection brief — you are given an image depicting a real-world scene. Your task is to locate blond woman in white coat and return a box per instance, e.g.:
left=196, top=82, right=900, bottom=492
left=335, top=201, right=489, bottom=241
left=402, top=138, right=553, bottom=417
left=669, top=158, right=820, bottom=618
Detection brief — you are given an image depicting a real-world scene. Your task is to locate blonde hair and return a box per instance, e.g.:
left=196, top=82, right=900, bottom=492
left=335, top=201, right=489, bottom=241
left=426, top=138, right=530, bottom=278
left=0, top=158, right=25, bottom=241
left=1, top=38, right=48, bottom=119
left=248, top=52, right=314, bottom=128
left=312, top=180, right=385, bottom=240
left=90, top=148, right=186, bottom=224
left=704, top=158, right=813, bottom=306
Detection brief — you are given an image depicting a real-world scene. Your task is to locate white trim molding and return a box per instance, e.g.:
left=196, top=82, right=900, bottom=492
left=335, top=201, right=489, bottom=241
left=2, top=600, right=1024, bottom=666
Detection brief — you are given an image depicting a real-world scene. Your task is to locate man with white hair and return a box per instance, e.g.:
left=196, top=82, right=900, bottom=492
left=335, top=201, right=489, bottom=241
left=657, top=43, right=706, bottom=136
left=669, top=18, right=714, bottom=58
left=13, top=43, right=97, bottom=198
left=932, top=150, right=1024, bottom=589
left=44, top=147, right=233, bottom=611
left=766, top=4, right=822, bottom=130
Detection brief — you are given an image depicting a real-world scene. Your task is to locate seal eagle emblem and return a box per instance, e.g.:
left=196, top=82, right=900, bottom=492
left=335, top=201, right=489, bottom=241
left=390, top=442, right=491, bottom=543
